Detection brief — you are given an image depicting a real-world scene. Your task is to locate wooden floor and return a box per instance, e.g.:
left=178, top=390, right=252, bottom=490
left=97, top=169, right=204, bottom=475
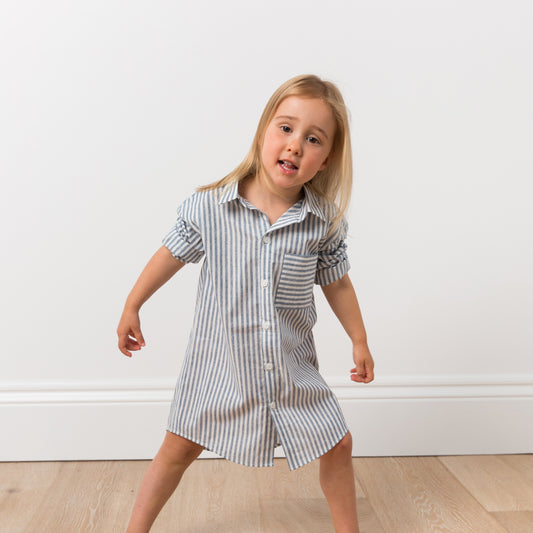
left=1, top=455, right=532, bottom=532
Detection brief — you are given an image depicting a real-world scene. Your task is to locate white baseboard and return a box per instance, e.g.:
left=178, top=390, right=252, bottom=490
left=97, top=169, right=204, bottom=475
left=1, top=375, right=532, bottom=462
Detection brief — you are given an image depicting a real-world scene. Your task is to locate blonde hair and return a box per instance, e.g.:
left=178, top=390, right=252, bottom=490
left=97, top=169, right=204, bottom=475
left=197, top=74, right=353, bottom=228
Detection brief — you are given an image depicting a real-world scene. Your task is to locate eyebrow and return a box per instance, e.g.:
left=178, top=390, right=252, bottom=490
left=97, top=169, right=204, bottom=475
left=274, top=114, right=330, bottom=140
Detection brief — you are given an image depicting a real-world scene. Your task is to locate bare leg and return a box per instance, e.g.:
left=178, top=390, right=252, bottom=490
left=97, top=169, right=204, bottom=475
left=319, top=431, right=360, bottom=533
left=126, top=431, right=204, bottom=533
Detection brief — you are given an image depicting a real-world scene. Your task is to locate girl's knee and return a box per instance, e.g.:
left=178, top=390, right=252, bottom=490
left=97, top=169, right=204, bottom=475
left=327, top=431, right=353, bottom=456
left=319, top=431, right=354, bottom=467
left=337, top=431, right=353, bottom=452
left=161, top=431, right=204, bottom=466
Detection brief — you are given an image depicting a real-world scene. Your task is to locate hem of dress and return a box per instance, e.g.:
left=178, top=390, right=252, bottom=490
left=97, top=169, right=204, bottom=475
left=165, top=425, right=348, bottom=472
left=285, top=425, right=350, bottom=471
left=165, top=426, right=277, bottom=469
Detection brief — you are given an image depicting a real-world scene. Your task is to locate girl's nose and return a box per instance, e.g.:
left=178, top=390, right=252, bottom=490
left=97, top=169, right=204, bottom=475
left=287, top=139, right=302, bottom=155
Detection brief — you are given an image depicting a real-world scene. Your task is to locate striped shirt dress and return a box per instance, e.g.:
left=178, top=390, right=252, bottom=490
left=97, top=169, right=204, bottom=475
left=162, top=180, right=351, bottom=471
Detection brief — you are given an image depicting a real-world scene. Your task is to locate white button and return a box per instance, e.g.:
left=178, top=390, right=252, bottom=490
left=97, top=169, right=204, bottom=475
left=269, top=401, right=276, bottom=409
left=263, top=235, right=271, bottom=244
left=262, top=321, right=270, bottom=330
left=264, top=362, right=273, bottom=371
left=262, top=279, right=269, bottom=288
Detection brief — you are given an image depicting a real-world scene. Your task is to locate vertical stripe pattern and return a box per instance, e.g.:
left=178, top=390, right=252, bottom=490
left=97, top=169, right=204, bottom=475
left=162, top=181, right=350, bottom=471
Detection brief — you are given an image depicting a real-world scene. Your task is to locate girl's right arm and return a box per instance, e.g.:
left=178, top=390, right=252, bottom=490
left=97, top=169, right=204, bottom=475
left=117, top=245, right=185, bottom=357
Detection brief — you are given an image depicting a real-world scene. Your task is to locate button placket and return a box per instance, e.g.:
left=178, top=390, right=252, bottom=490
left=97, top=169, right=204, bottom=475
left=260, top=230, right=278, bottom=413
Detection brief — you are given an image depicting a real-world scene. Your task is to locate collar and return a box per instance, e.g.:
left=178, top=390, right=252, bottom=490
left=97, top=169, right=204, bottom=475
left=218, top=180, right=327, bottom=222
left=218, top=181, right=240, bottom=204
left=302, top=183, right=327, bottom=222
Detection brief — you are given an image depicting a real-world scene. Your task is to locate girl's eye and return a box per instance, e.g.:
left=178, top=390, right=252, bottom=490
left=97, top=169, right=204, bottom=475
left=307, top=136, right=320, bottom=144
left=281, top=125, right=291, bottom=133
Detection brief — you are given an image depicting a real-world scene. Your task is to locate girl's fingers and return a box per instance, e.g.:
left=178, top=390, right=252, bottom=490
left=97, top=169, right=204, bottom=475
left=350, top=364, right=374, bottom=383
left=118, top=332, right=145, bottom=357
left=117, top=312, right=144, bottom=356
left=351, top=374, right=368, bottom=383
left=118, top=336, right=132, bottom=357
left=126, top=337, right=142, bottom=350
left=132, top=328, right=146, bottom=347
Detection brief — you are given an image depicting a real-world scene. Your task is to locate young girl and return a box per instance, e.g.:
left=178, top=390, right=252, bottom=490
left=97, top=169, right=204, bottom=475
left=117, top=74, right=375, bottom=533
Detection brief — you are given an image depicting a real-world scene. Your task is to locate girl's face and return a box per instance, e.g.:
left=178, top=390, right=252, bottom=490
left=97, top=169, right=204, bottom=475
left=259, top=96, right=336, bottom=199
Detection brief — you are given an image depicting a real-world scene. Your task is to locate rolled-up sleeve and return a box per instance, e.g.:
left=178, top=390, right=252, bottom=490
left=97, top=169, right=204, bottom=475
left=315, top=216, right=350, bottom=286
left=162, top=197, right=204, bottom=264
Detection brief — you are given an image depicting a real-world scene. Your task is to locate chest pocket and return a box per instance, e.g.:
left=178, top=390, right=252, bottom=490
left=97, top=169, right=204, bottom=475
left=275, top=253, right=318, bottom=309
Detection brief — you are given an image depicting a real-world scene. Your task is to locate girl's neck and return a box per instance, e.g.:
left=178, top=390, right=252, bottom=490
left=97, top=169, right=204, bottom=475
left=240, top=174, right=304, bottom=209
left=238, top=175, right=304, bottom=226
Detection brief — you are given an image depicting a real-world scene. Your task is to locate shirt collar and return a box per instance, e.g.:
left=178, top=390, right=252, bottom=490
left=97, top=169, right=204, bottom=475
left=218, top=180, right=327, bottom=222
left=218, top=181, right=240, bottom=204
left=302, top=184, right=327, bottom=222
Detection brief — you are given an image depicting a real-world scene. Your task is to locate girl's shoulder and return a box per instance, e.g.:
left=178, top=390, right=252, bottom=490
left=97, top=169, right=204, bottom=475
left=304, top=186, right=343, bottom=225
left=175, top=184, right=228, bottom=222
left=304, top=188, right=348, bottom=244
left=179, top=186, right=219, bottom=208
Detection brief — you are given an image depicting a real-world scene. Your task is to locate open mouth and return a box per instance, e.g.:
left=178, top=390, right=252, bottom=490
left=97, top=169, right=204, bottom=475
left=278, top=160, right=298, bottom=171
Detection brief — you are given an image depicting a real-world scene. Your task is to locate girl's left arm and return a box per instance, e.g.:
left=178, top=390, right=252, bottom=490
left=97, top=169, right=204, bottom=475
left=321, top=273, right=375, bottom=384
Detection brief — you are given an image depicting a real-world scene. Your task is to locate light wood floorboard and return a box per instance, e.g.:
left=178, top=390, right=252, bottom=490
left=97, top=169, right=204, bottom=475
left=0, top=455, right=532, bottom=532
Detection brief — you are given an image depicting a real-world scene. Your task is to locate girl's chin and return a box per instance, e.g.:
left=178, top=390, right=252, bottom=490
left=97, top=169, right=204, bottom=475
left=259, top=170, right=312, bottom=192
left=272, top=178, right=304, bottom=190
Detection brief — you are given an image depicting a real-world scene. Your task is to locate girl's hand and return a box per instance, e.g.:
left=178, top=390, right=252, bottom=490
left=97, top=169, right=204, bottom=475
left=350, top=342, right=375, bottom=384
left=117, top=309, right=146, bottom=358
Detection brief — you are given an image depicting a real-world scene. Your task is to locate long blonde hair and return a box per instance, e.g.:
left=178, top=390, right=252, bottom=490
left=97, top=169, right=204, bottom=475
left=197, top=74, right=353, bottom=228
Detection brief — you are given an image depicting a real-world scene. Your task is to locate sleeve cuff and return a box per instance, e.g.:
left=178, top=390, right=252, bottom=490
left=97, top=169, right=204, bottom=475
left=315, top=257, right=350, bottom=286
left=162, top=227, right=204, bottom=264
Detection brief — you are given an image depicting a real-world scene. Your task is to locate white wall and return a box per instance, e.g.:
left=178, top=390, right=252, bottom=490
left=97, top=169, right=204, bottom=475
left=1, top=0, right=532, bottom=460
